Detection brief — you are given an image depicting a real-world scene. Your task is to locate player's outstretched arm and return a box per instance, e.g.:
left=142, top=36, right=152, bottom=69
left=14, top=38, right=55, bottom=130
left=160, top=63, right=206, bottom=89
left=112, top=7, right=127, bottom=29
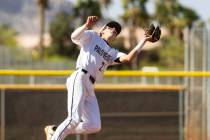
left=119, top=37, right=148, bottom=64
left=71, top=16, right=98, bottom=43
left=119, top=24, right=161, bottom=64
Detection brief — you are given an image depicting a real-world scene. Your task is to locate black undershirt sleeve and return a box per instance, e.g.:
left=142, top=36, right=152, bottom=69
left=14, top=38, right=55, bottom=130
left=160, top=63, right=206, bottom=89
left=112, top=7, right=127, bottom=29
left=114, top=57, right=122, bottom=63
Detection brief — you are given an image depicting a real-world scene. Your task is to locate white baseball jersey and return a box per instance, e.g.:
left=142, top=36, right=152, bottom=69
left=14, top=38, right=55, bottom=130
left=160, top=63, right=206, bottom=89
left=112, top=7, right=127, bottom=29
left=51, top=29, right=126, bottom=140
left=74, top=30, right=125, bottom=82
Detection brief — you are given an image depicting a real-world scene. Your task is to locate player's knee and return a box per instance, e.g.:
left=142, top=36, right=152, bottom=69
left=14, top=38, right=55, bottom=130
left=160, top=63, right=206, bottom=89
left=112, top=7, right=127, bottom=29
left=91, top=123, right=101, bottom=133
left=94, top=126, right=101, bottom=133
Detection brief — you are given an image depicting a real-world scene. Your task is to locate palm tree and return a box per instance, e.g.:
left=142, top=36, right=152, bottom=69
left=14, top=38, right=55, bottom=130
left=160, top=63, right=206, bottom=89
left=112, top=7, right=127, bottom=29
left=154, top=0, right=199, bottom=38
left=99, top=0, right=112, bottom=8
left=121, top=0, right=150, bottom=69
left=74, top=0, right=101, bottom=24
left=121, top=0, right=149, bottom=26
left=37, top=0, right=49, bottom=58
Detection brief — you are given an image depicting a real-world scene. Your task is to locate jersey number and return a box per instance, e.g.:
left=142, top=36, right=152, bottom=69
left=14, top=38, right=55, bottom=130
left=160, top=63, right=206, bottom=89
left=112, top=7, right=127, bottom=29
left=99, top=62, right=105, bottom=72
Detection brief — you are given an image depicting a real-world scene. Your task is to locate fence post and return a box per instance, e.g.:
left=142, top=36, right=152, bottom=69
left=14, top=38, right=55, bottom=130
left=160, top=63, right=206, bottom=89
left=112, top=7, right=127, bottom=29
left=76, top=134, right=80, bottom=140
left=29, top=75, right=35, bottom=85
left=84, top=134, right=88, bottom=140
left=179, top=89, right=184, bottom=140
left=183, top=27, right=189, bottom=140
left=1, top=88, right=5, bottom=140
left=207, top=23, right=210, bottom=140
left=202, top=26, right=208, bottom=140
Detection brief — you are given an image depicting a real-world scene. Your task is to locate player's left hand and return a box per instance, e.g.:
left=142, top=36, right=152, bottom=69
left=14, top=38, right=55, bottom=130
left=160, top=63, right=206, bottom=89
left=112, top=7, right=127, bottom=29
left=144, top=24, right=161, bottom=43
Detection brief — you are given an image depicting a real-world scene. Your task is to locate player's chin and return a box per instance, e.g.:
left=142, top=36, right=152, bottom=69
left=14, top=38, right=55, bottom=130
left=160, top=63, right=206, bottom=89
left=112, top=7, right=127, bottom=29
left=109, top=38, right=115, bottom=42
left=109, top=36, right=117, bottom=42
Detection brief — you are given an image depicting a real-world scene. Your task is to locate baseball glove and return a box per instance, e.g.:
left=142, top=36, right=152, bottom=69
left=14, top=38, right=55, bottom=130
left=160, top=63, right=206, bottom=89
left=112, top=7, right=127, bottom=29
left=144, top=24, right=161, bottom=42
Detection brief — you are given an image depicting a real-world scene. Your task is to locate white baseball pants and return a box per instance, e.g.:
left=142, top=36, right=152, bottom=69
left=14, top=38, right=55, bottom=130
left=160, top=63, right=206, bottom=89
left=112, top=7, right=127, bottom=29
left=51, top=70, right=101, bottom=140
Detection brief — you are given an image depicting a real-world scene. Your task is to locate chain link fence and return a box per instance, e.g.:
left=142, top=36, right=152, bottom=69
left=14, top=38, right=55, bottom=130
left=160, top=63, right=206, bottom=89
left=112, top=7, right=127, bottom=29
left=184, top=23, right=210, bottom=140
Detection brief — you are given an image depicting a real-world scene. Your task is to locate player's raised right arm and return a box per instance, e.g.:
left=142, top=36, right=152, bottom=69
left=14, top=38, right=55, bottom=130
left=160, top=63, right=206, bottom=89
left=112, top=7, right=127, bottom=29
left=71, top=16, right=98, bottom=44
left=71, top=24, right=88, bottom=43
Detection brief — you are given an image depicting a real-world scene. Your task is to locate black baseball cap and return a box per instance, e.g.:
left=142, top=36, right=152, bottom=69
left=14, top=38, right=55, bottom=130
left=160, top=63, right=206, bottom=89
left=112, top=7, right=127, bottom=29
left=105, top=21, right=121, bottom=35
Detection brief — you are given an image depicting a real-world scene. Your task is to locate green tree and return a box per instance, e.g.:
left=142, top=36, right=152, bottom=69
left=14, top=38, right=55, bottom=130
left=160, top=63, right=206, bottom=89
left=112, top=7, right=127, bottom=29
left=151, top=0, right=199, bottom=70
left=37, top=0, right=49, bottom=58
left=121, top=0, right=150, bottom=26
left=0, top=24, right=17, bottom=47
left=48, top=0, right=104, bottom=59
left=159, top=36, right=184, bottom=69
left=99, top=0, right=112, bottom=8
left=121, top=0, right=150, bottom=69
left=179, top=6, right=199, bottom=27
left=49, top=12, right=78, bottom=58
left=74, top=0, right=101, bottom=24
left=154, top=0, right=199, bottom=38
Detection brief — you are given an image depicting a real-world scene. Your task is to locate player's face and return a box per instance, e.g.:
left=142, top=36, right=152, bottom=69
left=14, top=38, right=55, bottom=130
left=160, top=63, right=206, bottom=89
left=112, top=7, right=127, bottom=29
left=102, top=26, right=118, bottom=42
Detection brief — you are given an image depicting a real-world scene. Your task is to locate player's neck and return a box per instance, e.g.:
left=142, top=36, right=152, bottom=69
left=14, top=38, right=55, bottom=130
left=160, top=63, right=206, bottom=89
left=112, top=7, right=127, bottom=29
left=101, top=36, right=111, bottom=45
left=103, top=39, right=110, bottom=45
left=101, top=37, right=111, bottom=45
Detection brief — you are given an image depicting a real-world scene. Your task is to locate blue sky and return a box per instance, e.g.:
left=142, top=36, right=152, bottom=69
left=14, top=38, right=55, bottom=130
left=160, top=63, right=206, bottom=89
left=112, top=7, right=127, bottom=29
left=105, top=0, right=210, bottom=22
left=180, top=0, right=210, bottom=21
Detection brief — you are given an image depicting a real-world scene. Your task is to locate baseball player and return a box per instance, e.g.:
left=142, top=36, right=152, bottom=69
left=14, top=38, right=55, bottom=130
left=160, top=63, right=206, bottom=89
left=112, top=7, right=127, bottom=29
left=44, top=16, right=161, bottom=140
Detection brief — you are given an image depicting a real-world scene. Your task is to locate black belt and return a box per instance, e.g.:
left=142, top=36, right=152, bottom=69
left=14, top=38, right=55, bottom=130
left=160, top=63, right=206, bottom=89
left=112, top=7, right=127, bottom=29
left=81, top=69, right=95, bottom=84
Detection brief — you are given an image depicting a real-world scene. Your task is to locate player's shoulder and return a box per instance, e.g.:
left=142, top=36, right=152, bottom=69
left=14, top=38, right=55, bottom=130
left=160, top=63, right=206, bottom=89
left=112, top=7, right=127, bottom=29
left=108, top=46, right=120, bottom=56
left=84, top=30, right=99, bottom=40
left=85, top=30, right=98, bottom=36
left=110, top=46, right=118, bottom=52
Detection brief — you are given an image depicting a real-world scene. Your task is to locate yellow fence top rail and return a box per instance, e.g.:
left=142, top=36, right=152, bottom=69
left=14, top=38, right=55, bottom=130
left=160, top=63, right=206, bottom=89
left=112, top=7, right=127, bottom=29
left=0, top=84, right=185, bottom=91
left=0, top=70, right=210, bottom=77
